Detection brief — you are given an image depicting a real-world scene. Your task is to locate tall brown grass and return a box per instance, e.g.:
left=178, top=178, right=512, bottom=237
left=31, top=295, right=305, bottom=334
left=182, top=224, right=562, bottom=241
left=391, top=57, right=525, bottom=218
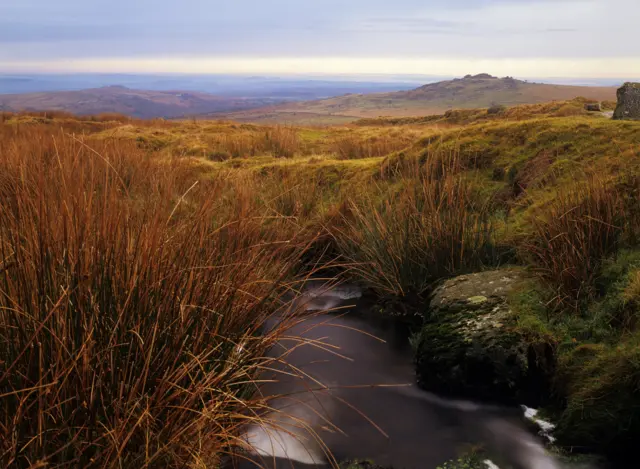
left=0, top=127, right=309, bottom=468
left=199, top=125, right=300, bottom=159
left=520, top=176, right=624, bottom=309
left=331, top=131, right=414, bottom=160
left=332, top=154, right=497, bottom=296
left=264, top=125, right=300, bottom=158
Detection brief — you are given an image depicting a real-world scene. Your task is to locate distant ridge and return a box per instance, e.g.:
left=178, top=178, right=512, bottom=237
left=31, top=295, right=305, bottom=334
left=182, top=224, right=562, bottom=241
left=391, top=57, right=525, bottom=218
left=216, top=74, right=618, bottom=124
left=0, top=86, right=285, bottom=119
left=0, top=75, right=619, bottom=122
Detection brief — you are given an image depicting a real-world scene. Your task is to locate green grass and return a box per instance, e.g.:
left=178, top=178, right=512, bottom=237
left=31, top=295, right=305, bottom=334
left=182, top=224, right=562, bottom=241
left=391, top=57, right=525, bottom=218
left=507, top=248, right=640, bottom=461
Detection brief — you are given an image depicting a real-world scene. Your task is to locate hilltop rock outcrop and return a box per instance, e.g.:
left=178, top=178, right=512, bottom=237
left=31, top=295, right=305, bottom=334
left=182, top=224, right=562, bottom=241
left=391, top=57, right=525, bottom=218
left=414, top=268, right=554, bottom=405
left=613, top=82, right=640, bottom=120
left=463, top=73, right=496, bottom=80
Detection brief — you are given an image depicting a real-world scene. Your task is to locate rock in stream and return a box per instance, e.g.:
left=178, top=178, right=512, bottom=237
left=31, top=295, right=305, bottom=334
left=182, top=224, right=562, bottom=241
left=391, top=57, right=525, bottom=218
left=414, top=268, right=554, bottom=406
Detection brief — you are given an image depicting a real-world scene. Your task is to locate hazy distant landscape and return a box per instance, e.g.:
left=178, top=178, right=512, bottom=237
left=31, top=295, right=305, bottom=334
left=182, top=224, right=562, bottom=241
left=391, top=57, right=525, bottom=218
left=0, top=73, right=423, bottom=118
left=219, top=74, right=618, bottom=124
left=0, top=85, right=289, bottom=119
left=0, top=73, right=435, bottom=96
left=0, top=73, right=620, bottom=121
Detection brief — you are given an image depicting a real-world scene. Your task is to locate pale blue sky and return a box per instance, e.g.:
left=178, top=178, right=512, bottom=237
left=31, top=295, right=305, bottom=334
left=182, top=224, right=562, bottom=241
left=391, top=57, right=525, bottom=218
left=1, top=0, right=638, bottom=76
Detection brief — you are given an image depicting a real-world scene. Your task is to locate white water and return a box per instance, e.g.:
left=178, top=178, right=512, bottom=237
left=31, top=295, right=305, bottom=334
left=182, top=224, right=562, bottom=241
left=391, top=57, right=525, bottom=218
left=243, top=423, right=325, bottom=465
left=296, top=284, right=363, bottom=312
left=522, top=406, right=557, bottom=444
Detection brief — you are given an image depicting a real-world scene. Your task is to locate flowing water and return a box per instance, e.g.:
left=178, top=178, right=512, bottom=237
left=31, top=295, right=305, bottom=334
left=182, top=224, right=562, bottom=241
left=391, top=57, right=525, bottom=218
left=234, top=283, right=573, bottom=469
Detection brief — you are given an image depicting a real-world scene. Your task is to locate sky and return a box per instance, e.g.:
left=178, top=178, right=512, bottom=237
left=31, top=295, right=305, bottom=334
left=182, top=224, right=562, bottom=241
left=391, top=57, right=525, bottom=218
left=1, top=0, right=638, bottom=78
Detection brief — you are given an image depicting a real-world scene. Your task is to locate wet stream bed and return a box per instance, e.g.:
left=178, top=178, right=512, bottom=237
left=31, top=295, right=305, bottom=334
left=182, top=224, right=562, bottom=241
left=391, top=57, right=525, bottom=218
left=232, top=283, right=599, bottom=469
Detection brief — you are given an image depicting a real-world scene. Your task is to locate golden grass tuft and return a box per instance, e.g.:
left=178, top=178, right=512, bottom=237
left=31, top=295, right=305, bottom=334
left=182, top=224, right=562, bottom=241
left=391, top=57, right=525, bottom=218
left=520, top=175, right=624, bottom=309
left=264, top=125, right=300, bottom=158
left=331, top=130, right=415, bottom=160
left=0, top=125, right=311, bottom=468
left=332, top=154, right=497, bottom=296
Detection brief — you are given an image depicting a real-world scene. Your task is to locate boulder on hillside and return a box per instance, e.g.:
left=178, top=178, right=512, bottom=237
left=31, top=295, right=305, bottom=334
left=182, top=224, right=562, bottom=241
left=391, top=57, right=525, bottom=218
left=414, top=268, right=554, bottom=405
left=613, top=82, right=640, bottom=120
left=584, top=102, right=602, bottom=112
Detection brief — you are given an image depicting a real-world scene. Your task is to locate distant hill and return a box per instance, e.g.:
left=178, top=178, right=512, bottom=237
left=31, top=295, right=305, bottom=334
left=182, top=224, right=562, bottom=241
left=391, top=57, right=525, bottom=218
left=0, top=86, right=286, bottom=119
left=0, top=73, right=420, bottom=97
left=216, top=74, right=618, bottom=124
left=1, top=75, right=619, bottom=122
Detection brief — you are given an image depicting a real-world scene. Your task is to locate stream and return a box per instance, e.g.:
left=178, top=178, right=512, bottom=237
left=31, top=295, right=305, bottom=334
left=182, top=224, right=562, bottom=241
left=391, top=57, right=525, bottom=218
left=235, top=283, right=572, bottom=469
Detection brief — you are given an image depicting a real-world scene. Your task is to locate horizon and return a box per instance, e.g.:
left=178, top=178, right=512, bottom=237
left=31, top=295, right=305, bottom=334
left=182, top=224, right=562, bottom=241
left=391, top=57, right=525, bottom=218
left=2, top=58, right=639, bottom=80
left=0, top=70, right=635, bottom=86
left=2, top=0, right=638, bottom=79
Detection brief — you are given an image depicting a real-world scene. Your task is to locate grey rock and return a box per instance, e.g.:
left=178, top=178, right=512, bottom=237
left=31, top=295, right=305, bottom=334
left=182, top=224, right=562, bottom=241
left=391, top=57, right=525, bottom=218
left=414, top=268, right=554, bottom=405
left=584, top=103, right=602, bottom=112
left=613, top=82, right=640, bottom=120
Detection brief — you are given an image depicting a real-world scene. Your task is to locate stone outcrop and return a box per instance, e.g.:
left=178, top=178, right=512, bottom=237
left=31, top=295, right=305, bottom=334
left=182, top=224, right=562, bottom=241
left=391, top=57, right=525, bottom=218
left=414, top=268, right=554, bottom=405
left=613, top=82, right=640, bottom=120
left=584, top=102, right=602, bottom=112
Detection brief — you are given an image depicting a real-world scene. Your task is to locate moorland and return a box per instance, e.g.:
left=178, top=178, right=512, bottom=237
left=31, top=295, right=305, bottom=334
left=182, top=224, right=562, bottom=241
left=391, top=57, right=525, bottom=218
left=1, top=94, right=639, bottom=468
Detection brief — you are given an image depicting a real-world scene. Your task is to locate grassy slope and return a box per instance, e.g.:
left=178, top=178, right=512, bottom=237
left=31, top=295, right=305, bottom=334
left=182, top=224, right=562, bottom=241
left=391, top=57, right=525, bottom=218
left=218, top=76, right=617, bottom=124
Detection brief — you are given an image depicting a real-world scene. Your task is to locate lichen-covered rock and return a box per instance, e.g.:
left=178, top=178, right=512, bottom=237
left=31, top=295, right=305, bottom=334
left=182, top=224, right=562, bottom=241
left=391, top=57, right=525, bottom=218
left=414, top=268, right=553, bottom=405
left=613, top=82, right=640, bottom=120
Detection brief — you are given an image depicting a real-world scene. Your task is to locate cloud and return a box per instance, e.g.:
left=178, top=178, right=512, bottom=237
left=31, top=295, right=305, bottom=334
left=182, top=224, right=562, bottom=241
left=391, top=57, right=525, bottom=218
left=0, top=0, right=638, bottom=75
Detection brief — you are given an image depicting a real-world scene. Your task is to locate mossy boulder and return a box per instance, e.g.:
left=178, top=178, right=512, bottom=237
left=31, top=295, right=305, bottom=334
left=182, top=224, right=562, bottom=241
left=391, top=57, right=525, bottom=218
left=414, top=268, right=554, bottom=405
